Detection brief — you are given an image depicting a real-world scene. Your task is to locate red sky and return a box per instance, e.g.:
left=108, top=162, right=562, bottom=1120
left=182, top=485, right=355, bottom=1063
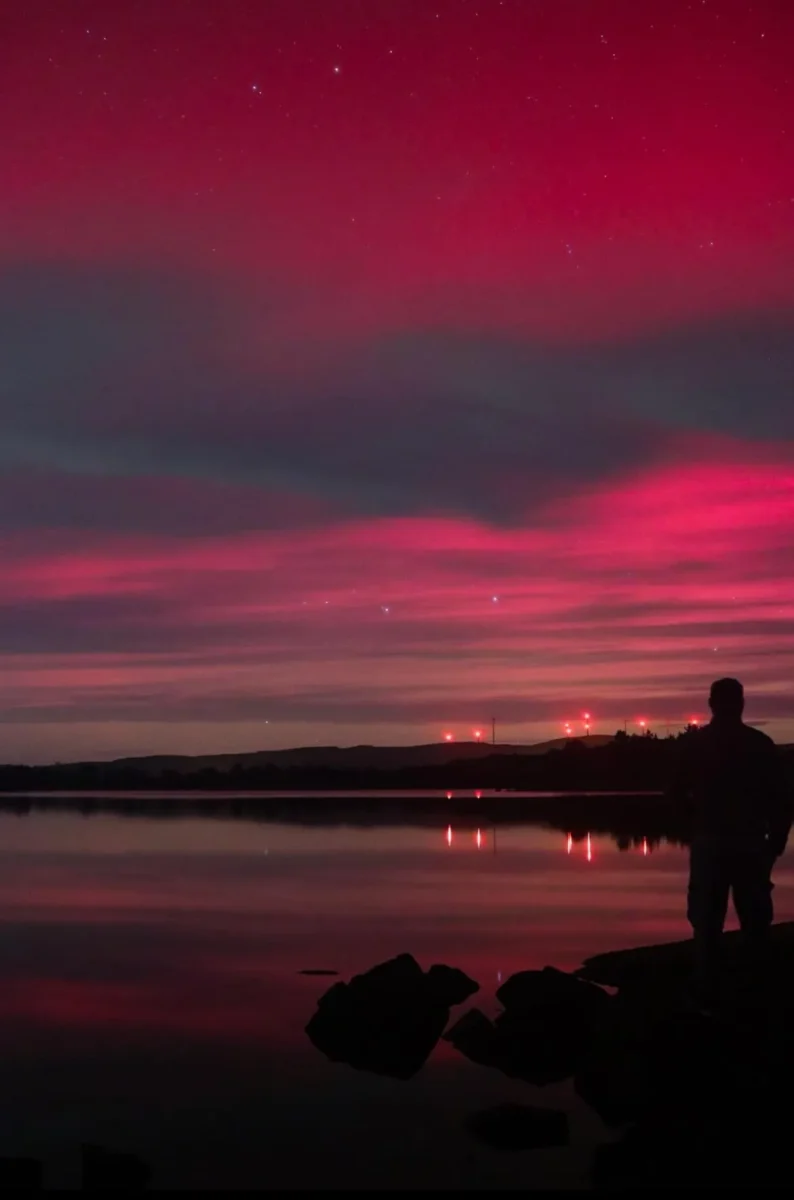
left=2, top=0, right=793, bottom=761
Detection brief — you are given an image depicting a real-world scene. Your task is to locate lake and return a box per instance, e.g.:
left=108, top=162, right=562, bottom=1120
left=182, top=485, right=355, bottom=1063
left=1, top=804, right=793, bottom=1189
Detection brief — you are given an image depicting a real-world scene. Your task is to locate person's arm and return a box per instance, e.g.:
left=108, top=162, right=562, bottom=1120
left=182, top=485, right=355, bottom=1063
left=767, top=746, right=793, bottom=859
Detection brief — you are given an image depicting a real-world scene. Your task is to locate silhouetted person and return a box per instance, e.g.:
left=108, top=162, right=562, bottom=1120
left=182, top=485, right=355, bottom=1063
left=669, top=679, right=792, bottom=1005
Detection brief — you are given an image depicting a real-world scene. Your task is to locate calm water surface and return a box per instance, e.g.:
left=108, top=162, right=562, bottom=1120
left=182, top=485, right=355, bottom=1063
left=2, top=807, right=793, bottom=1189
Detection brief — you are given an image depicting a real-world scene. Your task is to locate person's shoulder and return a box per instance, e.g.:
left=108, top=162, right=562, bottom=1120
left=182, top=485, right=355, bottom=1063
left=743, top=724, right=776, bottom=750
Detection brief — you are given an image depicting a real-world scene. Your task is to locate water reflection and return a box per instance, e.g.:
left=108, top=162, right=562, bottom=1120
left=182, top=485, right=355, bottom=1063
left=446, top=826, right=663, bottom=862
left=0, top=809, right=790, bottom=1188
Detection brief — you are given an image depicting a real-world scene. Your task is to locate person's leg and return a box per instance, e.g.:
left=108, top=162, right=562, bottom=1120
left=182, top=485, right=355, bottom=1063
left=731, top=847, right=774, bottom=971
left=687, top=841, right=731, bottom=1003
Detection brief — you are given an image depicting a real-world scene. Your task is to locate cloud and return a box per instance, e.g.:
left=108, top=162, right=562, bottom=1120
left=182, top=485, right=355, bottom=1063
left=2, top=260, right=794, bottom=755
left=2, top=261, right=793, bottom=531
left=0, top=458, right=793, bottom=749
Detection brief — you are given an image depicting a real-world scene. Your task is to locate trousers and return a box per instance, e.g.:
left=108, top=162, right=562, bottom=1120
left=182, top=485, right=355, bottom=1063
left=687, top=839, right=774, bottom=940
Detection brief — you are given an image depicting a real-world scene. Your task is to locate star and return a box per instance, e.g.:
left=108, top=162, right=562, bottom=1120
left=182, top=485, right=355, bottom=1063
left=333, top=65, right=341, bottom=75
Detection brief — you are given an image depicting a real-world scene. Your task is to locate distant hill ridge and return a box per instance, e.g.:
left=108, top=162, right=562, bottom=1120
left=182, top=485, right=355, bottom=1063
left=104, top=735, right=615, bottom=776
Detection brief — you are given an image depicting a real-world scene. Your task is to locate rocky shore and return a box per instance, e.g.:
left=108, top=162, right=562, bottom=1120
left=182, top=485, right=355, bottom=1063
left=306, top=924, right=794, bottom=1187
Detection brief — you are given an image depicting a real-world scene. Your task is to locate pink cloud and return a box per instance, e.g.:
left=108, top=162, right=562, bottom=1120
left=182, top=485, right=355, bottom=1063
left=0, top=453, right=792, bottom=757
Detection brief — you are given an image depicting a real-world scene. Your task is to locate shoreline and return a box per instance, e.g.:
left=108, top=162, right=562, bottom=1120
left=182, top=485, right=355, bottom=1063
left=0, top=788, right=688, bottom=842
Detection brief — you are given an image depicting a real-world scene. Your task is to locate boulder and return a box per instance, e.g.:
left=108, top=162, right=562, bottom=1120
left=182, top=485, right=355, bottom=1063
left=464, top=1103, right=569, bottom=1152
left=576, top=998, right=775, bottom=1128
left=444, top=1008, right=496, bottom=1059
left=348, top=952, right=426, bottom=996
left=578, top=920, right=794, bottom=990
left=497, top=966, right=610, bottom=1028
left=592, top=1102, right=790, bottom=1189
left=578, top=926, right=794, bottom=1188
left=445, top=967, right=611, bottom=1085
left=426, top=963, right=480, bottom=1007
left=306, top=954, right=479, bottom=1080
left=445, top=1000, right=593, bottom=1087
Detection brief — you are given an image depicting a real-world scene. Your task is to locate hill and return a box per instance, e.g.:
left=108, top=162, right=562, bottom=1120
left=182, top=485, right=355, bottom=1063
left=106, top=735, right=615, bottom=776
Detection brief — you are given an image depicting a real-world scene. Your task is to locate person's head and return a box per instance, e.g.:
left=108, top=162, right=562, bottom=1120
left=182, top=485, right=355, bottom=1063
left=709, top=677, right=745, bottom=720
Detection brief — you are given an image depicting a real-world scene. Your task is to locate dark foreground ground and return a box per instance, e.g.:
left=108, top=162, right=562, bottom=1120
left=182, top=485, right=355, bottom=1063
left=305, top=923, right=794, bottom=1190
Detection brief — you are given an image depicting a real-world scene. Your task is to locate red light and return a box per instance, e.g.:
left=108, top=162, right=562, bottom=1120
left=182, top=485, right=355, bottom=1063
left=583, top=712, right=591, bottom=721
left=446, top=825, right=453, bottom=847
left=446, top=791, right=453, bottom=800
left=444, top=732, right=454, bottom=742
left=586, top=832, right=592, bottom=862
left=566, top=833, right=573, bottom=855
left=642, top=838, right=649, bottom=857
left=475, top=829, right=483, bottom=850
left=473, top=729, right=482, bottom=740
left=639, top=719, right=646, bottom=728
left=475, top=790, right=482, bottom=800
left=690, top=716, right=700, bottom=725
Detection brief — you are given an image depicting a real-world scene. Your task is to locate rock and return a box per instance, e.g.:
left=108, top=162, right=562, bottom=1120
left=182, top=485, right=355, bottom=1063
left=306, top=955, right=479, bottom=1080
left=0, top=1157, right=42, bottom=1190
left=445, top=1003, right=588, bottom=1086
left=81, top=1144, right=151, bottom=1191
left=444, top=1008, right=496, bottom=1051
left=316, top=980, right=347, bottom=1007
left=349, top=953, right=425, bottom=997
left=491, top=1009, right=592, bottom=1085
left=574, top=1019, right=650, bottom=1126
left=306, top=994, right=449, bottom=1080
left=443, top=967, right=612, bottom=1086
left=576, top=925, right=794, bottom=1184
left=592, top=1102, right=790, bottom=1189
left=426, top=963, right=479, bottom=1007
left=464, top=1103, right=569, bottom=1152
left=497, top=966, right=610, bottom=1027
left=576, top=997, right=777, bottom=1127
left=443, top=1007, right=499, bottom=1070
left=578, top=920, right=794, bottom=990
